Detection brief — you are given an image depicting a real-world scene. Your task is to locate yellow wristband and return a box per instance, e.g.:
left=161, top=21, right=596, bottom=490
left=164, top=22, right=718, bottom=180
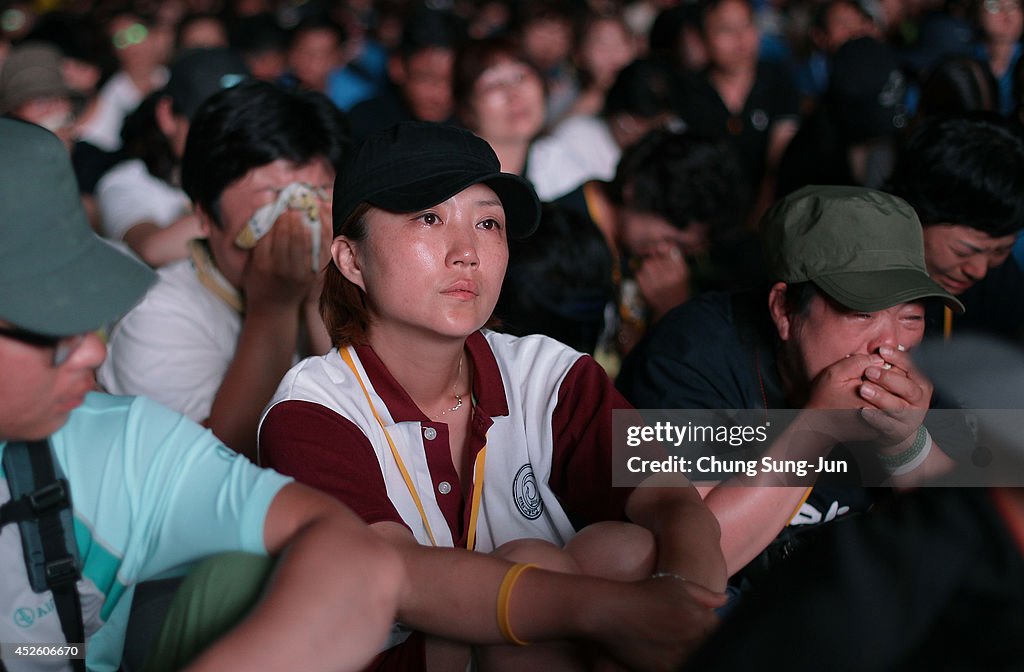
left=497, top=563, right=537, bottom=646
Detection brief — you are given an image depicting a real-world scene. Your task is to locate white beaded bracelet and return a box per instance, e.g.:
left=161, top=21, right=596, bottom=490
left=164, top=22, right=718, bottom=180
left=878, top=426, right=932, bottom=476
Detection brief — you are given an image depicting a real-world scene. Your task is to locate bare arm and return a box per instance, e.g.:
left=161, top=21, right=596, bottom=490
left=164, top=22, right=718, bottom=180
left=300, top=194, right=333, bottom=357
left=766, top=119, right=799, bottom=169
left=122, top=214, right=206, bottom=267
left=747, top=119, right=800, bottom=227
left=702, top=346, right=953, bottom=576
left=699, top=353, right=883, bottom=576
left=206, top=302, right=301, bottom=459
left=635, top=245, right=691, bottom=323
left=206, top=216, right=317, bottom=459
left=372, top=521, right=722, bottom=669
left=184, top=483, right=403, bottom=672
left=301, top=282, right=332, bottom=356
left=624, top=476, right=726, bottom=591
left=697, top=417, right=836, bottom=577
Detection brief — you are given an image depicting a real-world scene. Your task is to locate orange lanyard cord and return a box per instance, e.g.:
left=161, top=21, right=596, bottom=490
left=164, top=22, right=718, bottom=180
left=340, top=347, right=487, bottom=550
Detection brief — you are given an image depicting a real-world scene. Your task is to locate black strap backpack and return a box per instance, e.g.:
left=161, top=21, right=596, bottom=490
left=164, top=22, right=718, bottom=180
left=1, top=440, right=85, bottom=672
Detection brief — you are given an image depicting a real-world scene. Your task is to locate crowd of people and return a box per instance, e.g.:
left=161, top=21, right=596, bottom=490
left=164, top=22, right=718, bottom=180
left=3, top=0, right=1024, bottom=670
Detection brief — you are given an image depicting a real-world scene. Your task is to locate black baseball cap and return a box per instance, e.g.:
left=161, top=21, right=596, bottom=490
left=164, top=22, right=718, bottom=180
left=828, top=37, right=906, bottom=142
left=164, top=47, right=250, bottom=120
left=398, top=7, right=465, bottom=56
left=333, top=121, right=541, bottom=239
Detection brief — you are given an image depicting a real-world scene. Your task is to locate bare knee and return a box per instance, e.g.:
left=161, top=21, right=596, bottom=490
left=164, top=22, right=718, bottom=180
left=564, top=521, right=656, bottom=581
left=492, top=538, right=581, bottom=574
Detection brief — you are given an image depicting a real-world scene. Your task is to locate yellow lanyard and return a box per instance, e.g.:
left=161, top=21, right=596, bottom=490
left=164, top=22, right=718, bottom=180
left=786, top=486, right=814, bottom=525
left=943, top=306, right=953, bottom=342
left=466, top=446, right=486, bottom=551
left=190, top=241, right=243, bottom=313
left=340, top=347, right=486, bottom=550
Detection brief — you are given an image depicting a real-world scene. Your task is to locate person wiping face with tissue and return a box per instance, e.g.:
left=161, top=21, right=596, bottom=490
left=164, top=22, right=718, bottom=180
left=99, top=80, right=347, bottom=461
left=236, top=182, right=329, bottom=272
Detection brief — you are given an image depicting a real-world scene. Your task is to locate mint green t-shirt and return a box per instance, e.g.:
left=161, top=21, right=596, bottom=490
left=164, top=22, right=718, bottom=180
left=0, top=392, right=291, bottom=671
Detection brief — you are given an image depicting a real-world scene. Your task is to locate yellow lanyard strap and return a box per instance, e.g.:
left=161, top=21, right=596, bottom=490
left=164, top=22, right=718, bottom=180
left=341, top=347, right=439, bottom=546
left=466, top=446, right=486, bottom=551
left=786, top=486, right=815, bottom=525
left=340, top=347, right=487, bottom=550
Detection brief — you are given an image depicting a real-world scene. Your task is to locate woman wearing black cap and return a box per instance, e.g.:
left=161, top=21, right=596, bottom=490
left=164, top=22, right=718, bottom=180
left=258, top=121, right=726, bottom=671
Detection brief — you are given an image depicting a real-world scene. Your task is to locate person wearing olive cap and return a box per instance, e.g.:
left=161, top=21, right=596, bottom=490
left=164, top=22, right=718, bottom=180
left=258, top=121, right=728, bottom=671
left=618, top=184, right=964, bottom=584
left=0, top=118, right=400, bottom=672
left=687, top=335, right=1024, bottom=670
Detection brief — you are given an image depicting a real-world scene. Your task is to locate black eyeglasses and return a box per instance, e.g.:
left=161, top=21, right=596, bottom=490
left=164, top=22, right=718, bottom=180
left=0, top=325, right=88, bottom=367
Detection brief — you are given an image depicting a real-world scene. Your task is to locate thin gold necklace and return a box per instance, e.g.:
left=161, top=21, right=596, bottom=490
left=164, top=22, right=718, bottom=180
left=431, top=356, right=465, bottom=420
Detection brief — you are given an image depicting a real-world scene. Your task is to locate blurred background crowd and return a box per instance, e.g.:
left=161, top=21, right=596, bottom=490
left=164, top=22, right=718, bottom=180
left=3, top=0, right=1024, bottom=372
left=5, top=2, right=1024, bottom=666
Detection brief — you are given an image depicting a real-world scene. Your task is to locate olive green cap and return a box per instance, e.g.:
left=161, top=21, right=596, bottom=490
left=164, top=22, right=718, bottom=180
left=0, top=119, right=155, bottom=336
left=762, top=185, right=964, bottom=313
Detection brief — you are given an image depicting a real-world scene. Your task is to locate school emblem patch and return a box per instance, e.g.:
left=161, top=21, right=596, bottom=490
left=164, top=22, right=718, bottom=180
left=512, top=464, right=543, bottom=520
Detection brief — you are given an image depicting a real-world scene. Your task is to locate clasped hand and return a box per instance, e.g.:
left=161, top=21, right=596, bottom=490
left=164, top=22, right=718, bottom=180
left=806, top=347, right=931, bottom=446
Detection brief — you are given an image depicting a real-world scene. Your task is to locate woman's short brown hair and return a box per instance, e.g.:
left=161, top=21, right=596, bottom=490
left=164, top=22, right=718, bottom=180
left=320, top=203, right=372, bottom=347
